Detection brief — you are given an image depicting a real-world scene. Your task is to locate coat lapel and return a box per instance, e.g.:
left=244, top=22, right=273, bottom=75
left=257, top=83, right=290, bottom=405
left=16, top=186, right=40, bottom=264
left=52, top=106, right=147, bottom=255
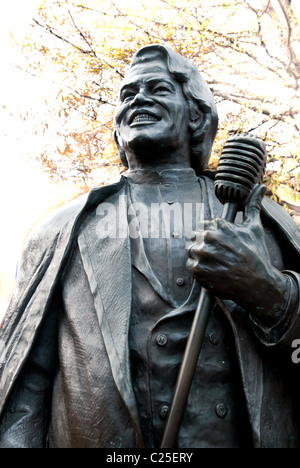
left=0, top=180, right=126, bottom=416
left=77, top=183, right=142, bottom=435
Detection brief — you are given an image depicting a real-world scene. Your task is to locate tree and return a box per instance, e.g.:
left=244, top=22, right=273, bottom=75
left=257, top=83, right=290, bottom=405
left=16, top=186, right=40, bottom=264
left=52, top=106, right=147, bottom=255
left=19, top=0, right=300, bottom=215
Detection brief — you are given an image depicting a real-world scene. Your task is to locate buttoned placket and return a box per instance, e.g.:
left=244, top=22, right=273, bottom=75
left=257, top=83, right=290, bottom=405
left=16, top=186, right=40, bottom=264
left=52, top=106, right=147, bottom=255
left=127, top=171, right=250, bottom=447
left=127, top=170, right=204, bottom=446
left=127, top=170, right=203, bottom=308
left=156, top=181, right=190, bottom=303
left=145, top=298, right=248, bottom=447
left=146, top=298, right=197, bottom=446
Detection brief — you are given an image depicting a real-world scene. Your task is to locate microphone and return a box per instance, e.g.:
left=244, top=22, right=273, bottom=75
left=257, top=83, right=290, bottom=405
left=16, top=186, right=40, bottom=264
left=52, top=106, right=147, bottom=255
left=214, top=133, right=267, bottom=220
left=160, top=133, right=267, bottom=448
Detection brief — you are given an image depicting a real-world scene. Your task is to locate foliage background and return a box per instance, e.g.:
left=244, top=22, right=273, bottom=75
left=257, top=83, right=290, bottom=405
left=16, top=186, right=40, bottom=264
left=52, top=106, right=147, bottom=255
left=26, top=0, right=300, bottom=204
left=0, top=0, right=299, bottom=321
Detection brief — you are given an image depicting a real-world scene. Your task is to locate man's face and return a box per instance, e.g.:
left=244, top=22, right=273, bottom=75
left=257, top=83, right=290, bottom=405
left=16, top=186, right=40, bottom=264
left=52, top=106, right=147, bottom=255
left=114, top=59, right=191, bottom=161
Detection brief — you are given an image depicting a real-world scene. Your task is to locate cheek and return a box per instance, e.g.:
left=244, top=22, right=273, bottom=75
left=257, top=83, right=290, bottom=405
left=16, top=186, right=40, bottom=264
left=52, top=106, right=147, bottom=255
left=115, top=103, right=129, bottom=128
left=170, top=105, right=190, bottom=135
left=115, top=117, right=131, bottom=146
left=178, top=105, right=189, bottom=124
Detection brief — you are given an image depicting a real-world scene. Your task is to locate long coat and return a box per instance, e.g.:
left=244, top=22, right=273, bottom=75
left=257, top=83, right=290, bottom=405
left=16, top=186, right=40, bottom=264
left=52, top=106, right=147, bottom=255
left=0, top=174, right=300, bottom=448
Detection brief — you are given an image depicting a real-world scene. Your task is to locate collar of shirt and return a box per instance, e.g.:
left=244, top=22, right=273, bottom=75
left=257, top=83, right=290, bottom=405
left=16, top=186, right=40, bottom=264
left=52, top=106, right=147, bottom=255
left=126, top=168, right=198, bottom=185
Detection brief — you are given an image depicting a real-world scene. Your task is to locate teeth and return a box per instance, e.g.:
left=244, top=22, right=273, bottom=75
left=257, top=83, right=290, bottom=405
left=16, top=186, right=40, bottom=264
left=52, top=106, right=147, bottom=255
left=132, top=114, right=158, bottom=123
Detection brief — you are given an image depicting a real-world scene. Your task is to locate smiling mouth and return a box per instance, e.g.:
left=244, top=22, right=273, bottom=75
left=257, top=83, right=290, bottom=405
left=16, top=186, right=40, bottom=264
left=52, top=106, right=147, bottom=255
left=130, top=113, right=160, bottom=125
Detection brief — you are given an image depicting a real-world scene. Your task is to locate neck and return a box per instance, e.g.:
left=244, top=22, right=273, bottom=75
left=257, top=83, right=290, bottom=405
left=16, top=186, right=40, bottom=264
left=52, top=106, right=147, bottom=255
left=126, top=148, right=191, bottom=172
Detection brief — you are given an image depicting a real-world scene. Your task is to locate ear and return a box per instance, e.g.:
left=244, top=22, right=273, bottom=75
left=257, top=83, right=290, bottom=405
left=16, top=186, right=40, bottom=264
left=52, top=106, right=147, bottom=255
left=113, top=129, right=129, bottom=169
left=113, top=128, right=121, bottom=149
left=188, top=99, right=203, bottom=132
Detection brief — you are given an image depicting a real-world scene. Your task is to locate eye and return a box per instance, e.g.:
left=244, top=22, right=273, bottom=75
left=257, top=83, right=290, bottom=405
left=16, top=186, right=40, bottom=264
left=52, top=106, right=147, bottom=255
left=153, top=85, right=172, bottom=95
left=121, top=90, right=136, bottom=102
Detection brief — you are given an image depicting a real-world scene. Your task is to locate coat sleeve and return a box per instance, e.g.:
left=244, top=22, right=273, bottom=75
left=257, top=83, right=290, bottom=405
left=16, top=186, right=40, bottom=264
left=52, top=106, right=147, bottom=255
left=0, top=184, right=123, bottom=447
left=250, top=272, right=300, bottom=346
left=0, top=294, right=59, bottom=448
left=0, top=221, right=61, bottom=448
left=0, top=219, right=59, bottom=338
left=0, top=191, right=90, bottom=419
left=249, top=198, right=300, bottom=348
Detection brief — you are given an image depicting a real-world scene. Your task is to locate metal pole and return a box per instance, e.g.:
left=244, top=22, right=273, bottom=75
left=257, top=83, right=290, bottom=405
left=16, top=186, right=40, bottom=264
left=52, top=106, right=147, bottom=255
left=159, top=202, right=237, bottom=448
left=159, top=287, right=213, bottom=448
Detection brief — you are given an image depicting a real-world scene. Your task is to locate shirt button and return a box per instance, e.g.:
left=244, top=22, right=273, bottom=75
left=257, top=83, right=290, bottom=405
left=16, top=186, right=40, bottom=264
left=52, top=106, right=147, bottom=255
left=172, top=232, right=180, bottom=238
left=176, top=278, right=185, bottom=286
left=209, top=333, right=219, bottom=345
left=159, top=405, right=169, bottom=420
left=215, top=403, right=227, bottom=418
left=156, top=333, right=168, bottom=346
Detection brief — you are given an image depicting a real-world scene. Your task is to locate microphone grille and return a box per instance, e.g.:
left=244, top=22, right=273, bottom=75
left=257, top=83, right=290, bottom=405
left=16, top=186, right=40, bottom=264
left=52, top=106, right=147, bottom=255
left=214, top=133, right=267, bottom=206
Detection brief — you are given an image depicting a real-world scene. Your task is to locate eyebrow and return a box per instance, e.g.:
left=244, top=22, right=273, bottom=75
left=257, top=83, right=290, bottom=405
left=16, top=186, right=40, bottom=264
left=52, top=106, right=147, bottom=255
left=120, top=77, right=176, bottom=94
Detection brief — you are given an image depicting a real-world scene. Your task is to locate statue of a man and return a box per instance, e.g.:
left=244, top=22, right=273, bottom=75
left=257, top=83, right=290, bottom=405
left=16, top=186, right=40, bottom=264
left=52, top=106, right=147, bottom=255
left=0, top=45, right=299, bottom=448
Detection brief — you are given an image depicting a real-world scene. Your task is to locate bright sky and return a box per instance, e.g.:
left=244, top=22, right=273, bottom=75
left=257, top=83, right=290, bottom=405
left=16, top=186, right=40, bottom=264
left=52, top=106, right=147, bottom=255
left=0, top=2, right=39, bottom=268
left=0, top=1, right=79, bottom=308
left=291, top=0, right=300, bottom=19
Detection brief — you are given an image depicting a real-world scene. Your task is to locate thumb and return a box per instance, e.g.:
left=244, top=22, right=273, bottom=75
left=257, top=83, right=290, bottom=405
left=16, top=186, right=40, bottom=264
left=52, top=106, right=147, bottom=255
left=243, top=184, right=267, bottom=225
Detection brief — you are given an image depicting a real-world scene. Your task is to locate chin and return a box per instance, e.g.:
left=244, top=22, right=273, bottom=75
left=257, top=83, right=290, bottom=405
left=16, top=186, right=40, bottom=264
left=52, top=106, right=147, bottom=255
left=129, top=128, right=177, bottom=152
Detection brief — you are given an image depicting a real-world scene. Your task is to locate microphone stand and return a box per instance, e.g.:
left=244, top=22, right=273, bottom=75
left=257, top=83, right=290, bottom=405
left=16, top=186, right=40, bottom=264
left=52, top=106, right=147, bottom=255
left=159, top=202, right=239, bottom=448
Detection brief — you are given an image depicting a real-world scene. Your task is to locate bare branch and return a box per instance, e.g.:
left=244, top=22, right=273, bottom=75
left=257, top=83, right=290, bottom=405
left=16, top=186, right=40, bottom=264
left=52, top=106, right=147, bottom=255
left=212, top=88, right=300, bottom=122
left=14, top=61, right=116, bottom=107
left=68, top=9, right=94, bottom=52
left=110, top=1, right=153, bottom=39
left=275, top=0, right=300, bottom=82
left=33, top=18, right=124, bottom=79
left=68, top=87, right=116, bottom=106
left=280, top=199, right=300, bottom=214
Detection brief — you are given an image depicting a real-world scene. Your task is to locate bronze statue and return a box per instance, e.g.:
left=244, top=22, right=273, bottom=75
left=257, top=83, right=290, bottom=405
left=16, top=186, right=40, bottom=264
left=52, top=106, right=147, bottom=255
left=0, top=44, right=299, bottom=448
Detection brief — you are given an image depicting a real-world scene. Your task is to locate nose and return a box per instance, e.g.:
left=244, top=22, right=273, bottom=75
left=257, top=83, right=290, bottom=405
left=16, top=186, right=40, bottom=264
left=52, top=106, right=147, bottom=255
left=130, top=89, right=154, bottom=108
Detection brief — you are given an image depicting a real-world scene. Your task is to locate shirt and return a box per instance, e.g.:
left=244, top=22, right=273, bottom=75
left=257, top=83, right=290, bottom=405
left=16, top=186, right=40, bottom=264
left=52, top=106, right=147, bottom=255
left=127, top=169, right=251, bottom=448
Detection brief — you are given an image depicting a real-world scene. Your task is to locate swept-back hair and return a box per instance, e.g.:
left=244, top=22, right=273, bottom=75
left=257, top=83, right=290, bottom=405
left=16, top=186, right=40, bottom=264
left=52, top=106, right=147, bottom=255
left=114, top=44, right=218, bottom=174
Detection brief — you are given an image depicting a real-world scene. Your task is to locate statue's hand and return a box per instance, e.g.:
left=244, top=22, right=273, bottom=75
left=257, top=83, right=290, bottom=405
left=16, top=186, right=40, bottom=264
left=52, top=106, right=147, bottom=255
left=187, top=185, right=288, bottom=325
